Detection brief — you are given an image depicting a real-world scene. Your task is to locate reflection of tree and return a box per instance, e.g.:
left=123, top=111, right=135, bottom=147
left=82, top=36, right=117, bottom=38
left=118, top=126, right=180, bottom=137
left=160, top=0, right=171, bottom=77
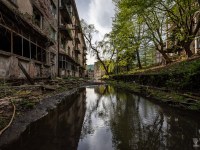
left=80, top=85, right=200, bottom=150
left=80, top=85, right=110, bottom=139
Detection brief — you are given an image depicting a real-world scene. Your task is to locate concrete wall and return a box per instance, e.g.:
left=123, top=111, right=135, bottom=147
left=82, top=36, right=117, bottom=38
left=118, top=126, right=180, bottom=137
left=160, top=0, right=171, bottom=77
left=17, top=0, right=33, bottom=15
left=0, top=0, right=86, bottom=80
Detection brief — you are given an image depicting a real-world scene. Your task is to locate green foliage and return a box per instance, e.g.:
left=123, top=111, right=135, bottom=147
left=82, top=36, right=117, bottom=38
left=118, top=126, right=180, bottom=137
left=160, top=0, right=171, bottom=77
left=102, top=75, right=110, bottom=80
left=112, top=0, right=200, bottom=69
left=16, top=99, right=36, bottom=110
left=81, top=19, right=117, bottom=75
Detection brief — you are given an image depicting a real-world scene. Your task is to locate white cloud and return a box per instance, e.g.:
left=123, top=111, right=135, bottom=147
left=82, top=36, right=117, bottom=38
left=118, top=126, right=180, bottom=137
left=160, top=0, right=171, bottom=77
left=76, top=0, right=115, bottom=64
left=88, top=0, right=115, bottom=40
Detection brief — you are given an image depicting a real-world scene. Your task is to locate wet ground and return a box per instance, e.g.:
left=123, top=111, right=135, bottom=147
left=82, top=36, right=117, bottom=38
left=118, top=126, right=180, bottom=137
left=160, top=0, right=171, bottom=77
left=1, top=85, right=200, bottom=150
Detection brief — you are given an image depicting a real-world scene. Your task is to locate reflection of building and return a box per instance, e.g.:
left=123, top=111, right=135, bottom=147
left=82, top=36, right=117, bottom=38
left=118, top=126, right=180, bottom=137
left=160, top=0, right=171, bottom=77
left=1, top=89, right=86, bottom=150
left=94, top=61, right=105, bottom=79
left=0, top=0, right=86, bottom=80
left=86, top=65, right=94, bottom=79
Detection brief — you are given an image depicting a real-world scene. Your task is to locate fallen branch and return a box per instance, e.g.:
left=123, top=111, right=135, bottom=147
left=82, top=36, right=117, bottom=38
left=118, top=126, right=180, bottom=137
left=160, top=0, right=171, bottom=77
left=0, top=100, right=16, bottom=136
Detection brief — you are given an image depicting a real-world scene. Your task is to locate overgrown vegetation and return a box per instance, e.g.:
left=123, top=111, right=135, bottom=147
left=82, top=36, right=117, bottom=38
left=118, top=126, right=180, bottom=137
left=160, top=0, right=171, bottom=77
left=83, top=0, right=199, bottom=75
left=111, top=57, right=200, bottom=91
left=0, top=78, right=89, bottom=132
left=107, top=80, right=200, bottom=111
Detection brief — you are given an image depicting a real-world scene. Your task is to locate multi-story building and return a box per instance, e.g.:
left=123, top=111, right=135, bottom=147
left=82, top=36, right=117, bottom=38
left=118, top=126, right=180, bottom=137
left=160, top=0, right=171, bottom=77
left=58, top=0, right=87, bottom=78
left=86, top=64, right=94, bottom=79
left=0, top=0, right=86, bottom=80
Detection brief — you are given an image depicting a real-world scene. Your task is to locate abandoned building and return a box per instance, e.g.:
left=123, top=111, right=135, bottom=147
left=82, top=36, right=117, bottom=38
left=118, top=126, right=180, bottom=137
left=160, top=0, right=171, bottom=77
left=0, top=0, right=87, bottom=80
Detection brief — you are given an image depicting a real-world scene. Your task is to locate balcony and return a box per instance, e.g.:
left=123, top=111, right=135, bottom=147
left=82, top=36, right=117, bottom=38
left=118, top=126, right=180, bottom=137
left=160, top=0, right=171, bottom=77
left=74, top=48, right=81, bottom=54
left=75, top=36, right=81, bottom=44
left=59, top=4, right=72, bottom=24
left=83, top=51, right=87, bottom=55
left=75, top=58, right=81, bottom=66
left=59, top=25, right=72, bottom=40
left=75, top=25, right=81, bottom=33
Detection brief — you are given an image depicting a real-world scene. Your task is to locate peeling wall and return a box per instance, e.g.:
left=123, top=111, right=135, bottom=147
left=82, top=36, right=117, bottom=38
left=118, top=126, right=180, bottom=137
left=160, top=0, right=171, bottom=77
left=17, top=0, right=33, bottom=15
left=0, top=55, right=10, bottom=78
left=0, top=0, right=86, bottom=80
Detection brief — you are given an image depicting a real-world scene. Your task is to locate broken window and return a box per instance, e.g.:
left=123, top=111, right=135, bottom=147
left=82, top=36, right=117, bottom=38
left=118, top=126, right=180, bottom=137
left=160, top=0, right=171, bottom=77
left=33, top=7, right=43, bottom=29
left=68, top=46, right=70, bottom=56
left=65, top=61, right=68, bottom=69
left=41, top=49, right=46, bottom=63
left=59, top=55, right=63, bottom=68
left=63, top=56, right=66, bottom=69
left=50, top=52, right=55, bottom=64
left=13, top=33, right=22, bottom=56
left=67, top=5, right=72, bottom=16
left=61, top=37, right=66, bottom=49
left=31, top=43, right=37, bottom=60
left=37, top=46, right=42, bottom=61
left=50, top=27, right=57, bottom=41
left=0, top=26, right=11, bottom=52
left=50, top=0, right=57, bottom=18
left=23, top=38, right=30, bottom=58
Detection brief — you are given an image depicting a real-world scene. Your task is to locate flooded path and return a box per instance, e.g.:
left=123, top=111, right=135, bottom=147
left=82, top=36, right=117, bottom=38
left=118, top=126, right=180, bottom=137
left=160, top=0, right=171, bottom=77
left=1, top=85, right=200, bottom=150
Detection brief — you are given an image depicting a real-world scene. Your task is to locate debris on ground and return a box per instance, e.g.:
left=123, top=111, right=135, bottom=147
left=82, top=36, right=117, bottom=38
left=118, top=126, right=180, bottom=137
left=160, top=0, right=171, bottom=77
left=0, top=77, right=90, bottom=132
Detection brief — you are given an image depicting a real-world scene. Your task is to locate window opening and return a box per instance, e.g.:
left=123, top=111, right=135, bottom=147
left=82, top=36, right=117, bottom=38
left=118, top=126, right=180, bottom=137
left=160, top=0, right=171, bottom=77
left=23, top=38, right=30, bottom=58
left=13, top=33, right=22, bottom=56
left=0, top=26, right=11, bottom=52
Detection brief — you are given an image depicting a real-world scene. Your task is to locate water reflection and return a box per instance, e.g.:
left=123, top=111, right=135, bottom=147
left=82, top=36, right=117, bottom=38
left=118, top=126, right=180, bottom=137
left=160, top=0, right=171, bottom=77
left=1, top=89, right=86, bottom=150
left=1, top=85, right=200, bottom=150
left=78, top=85, right=200, bottom=150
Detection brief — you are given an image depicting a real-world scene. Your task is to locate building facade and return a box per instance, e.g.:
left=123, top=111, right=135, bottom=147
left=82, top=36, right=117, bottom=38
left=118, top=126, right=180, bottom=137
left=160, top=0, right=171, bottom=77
left=0, top=0, right=86, bottom=80
left=86, top=65, right=94, bottom=79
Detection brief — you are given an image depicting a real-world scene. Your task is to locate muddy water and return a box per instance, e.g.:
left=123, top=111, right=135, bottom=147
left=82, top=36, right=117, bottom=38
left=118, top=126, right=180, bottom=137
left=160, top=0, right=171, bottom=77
left=1, top=85, right=200, bottom=150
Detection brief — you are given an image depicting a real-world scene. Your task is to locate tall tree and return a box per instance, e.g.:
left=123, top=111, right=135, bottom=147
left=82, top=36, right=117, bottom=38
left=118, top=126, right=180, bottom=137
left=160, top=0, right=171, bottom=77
left=81, top=20, right=116, bottom=75
left=157, top=0, right=200, bottom=57
left=112, top=0, right=172, bottom=64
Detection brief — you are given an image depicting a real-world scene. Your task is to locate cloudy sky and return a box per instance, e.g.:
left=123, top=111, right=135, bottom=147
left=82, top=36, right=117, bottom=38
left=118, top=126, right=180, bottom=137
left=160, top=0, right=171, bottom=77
left=76, top=0, right=115, bottom=65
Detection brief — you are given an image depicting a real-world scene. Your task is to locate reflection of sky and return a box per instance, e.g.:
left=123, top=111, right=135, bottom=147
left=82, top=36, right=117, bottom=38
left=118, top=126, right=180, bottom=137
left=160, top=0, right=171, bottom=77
left=78, top=86, right=200, bottom=150
left=78, top=128, right=113, bottom=150
left=78, top=88, right=114, bottom=150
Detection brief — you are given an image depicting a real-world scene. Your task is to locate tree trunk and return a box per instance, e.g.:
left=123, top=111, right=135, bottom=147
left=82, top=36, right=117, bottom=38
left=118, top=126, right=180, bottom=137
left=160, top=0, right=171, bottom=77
left=136, top=49, right=142, bottom=69
left=159, top=50, right=172, bottom=64
left=183, top=43, right=193, bottom=57
left=96, top=52, right=109, bottom=75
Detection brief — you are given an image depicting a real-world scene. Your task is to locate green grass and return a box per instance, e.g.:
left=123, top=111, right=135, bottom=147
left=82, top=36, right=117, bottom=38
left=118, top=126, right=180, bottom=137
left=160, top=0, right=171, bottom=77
left=130, top=57, right=200, bottom=75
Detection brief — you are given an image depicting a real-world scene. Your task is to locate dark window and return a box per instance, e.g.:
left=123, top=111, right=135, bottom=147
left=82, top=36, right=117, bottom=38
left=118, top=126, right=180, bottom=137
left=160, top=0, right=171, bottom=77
left=63, top=56, right=66, bottom=69
left=37, top=46, right=42, bottom=61
left=61, top=37, right=66, bottom=49
left=13, top=33, right=22, bottom=56
left=59, top=55, right=63, bottom=68
left=31, top=43, right=37, bottom=60
left=50, top=1, right=57, bottom=18
left=23, top=38, right=30, bottom=58
left=41, top=49, right=46, bottom=63
left=68, top=46, right=70, bottom=56
left=66, top=61, right=68, bottom=69
left=50, top=28, right=56, bottom=41
left=0, top=26, right=11, bottom=52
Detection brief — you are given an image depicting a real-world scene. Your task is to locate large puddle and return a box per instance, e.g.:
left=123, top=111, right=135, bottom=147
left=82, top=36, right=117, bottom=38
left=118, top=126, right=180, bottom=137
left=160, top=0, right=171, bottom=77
left=1, top=85, right=200, bottom=150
